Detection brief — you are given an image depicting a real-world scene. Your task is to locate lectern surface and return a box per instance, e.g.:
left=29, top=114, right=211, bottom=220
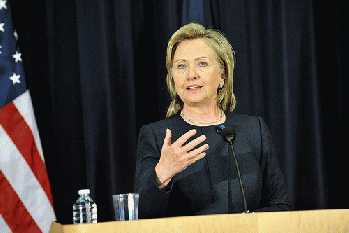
left=50, top=209, right=349, bottom=233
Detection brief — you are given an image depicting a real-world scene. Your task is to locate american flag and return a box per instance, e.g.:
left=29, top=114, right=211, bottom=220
left=0, top=1, right=56, bottom=232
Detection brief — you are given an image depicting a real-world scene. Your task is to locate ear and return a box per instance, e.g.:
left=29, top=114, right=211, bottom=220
left=220, top=72, right=226, bottom=82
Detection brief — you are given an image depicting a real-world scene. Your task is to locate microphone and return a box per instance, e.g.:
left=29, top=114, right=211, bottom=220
left=216, top=125, right=249, bottom=214
left=216, top=125, right=236, bottom=143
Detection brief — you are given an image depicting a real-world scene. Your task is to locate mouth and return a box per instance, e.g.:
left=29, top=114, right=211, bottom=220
left=186, top=85, right=203, bottom=90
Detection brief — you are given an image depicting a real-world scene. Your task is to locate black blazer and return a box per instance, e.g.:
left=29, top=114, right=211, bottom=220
left=134, top=112, right=291, bottom=219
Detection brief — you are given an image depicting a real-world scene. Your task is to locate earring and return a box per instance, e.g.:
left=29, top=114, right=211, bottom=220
left=219, top=81, right=224, bottom=88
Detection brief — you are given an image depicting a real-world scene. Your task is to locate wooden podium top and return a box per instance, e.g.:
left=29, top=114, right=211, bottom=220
left=50, top=209, right=349, bottom=233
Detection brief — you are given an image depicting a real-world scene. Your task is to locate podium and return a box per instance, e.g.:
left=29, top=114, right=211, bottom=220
left=50, top=209, right=349, bottom=233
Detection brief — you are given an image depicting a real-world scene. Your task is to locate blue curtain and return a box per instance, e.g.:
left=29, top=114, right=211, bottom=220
left=11, top=0, right=344, bottom=223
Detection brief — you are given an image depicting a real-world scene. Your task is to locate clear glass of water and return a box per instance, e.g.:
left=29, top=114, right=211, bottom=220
left=113, top=193, right=139, bottom=221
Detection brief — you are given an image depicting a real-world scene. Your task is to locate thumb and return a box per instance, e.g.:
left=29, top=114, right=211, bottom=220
left=163, top=129, right=172, bottom=148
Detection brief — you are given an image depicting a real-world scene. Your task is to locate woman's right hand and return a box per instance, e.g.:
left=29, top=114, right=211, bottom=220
left=155, top=129, right=209, bottom=188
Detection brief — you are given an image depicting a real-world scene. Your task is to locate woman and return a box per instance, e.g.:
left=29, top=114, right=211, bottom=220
left=134, top=23, right=291, bottom=219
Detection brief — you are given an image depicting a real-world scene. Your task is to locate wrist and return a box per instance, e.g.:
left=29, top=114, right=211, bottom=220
left=155, top=164, right=171, bottom=188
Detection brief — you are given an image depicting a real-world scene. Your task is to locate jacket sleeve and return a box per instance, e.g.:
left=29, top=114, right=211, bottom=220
left=134, top=124, right=172, bottom=219
left=254, top=117, right=292, bottom=212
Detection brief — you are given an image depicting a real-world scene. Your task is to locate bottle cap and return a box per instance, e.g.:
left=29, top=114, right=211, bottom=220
left=78, top=189, right=90, bottom=195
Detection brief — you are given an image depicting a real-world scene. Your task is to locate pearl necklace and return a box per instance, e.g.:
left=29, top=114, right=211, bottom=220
left=180, top=110, right=225, bottom=125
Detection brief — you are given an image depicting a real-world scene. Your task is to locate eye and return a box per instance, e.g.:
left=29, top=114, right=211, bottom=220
left=177, top=64, right=185, bottom=69
left=199, top=61, right=208, bottom=67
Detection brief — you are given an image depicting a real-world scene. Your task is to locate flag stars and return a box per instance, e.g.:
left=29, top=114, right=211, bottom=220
left=10, top=73, right=20, bottom=84
left=13, top=51, right=22, bottom=62
left=0, top=0, right=7, bottom=10
left=0, top=23, right=4, bottom=32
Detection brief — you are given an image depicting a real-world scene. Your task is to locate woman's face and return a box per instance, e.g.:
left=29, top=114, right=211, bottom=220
left=172, top=39, right=224, bottom=108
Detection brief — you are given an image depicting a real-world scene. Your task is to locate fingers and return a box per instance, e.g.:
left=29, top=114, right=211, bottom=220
left=163, top=129, right=172, bottom=148
left=182, top=134, right=207, bottom=152
left=182, top=151, right=207, bottom=171
left=190, top=143, right=209, bottom=156
left=172, top=129, right=197, bottom=148
left=171, top=129, right=208, bottom=157
left=159, top=128, right=208, bottom=177
left=188, top=151, right=206, bottom=166
left=185, top=143, right=209, bottom=163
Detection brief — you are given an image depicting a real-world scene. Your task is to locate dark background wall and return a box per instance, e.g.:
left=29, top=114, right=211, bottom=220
left=9, top=0, right=345, bottom=223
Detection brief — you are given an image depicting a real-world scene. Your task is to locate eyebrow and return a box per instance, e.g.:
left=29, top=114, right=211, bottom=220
left=174, top=57, right=211, bottom=63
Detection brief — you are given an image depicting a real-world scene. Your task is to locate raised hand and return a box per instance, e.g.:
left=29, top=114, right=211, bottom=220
left=155, top=129, right=209, bottom=188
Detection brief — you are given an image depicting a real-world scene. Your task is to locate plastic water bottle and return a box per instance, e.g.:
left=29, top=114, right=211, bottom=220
left=73, top=189, right=97, bottom=224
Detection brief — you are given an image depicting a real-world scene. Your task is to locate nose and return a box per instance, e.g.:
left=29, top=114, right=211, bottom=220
left=187, top=64, right=199, bottom=80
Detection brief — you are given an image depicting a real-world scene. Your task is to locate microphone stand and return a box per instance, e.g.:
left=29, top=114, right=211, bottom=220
left=227, top=137, right=249, bottom=214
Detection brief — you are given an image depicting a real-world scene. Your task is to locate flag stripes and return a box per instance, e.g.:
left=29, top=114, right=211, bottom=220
left=0, top=93, right=55, bottom=232
left=0, top=170, right=41, bottom=232
left=13, top=91, right=44, bottom=160
left=0, top=214, right=12, bottom=233
left=0, top=94, right=54, bottom=208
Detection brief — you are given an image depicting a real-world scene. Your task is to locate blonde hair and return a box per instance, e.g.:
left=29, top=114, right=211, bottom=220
left=166, top=23, right=236, bottom=118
